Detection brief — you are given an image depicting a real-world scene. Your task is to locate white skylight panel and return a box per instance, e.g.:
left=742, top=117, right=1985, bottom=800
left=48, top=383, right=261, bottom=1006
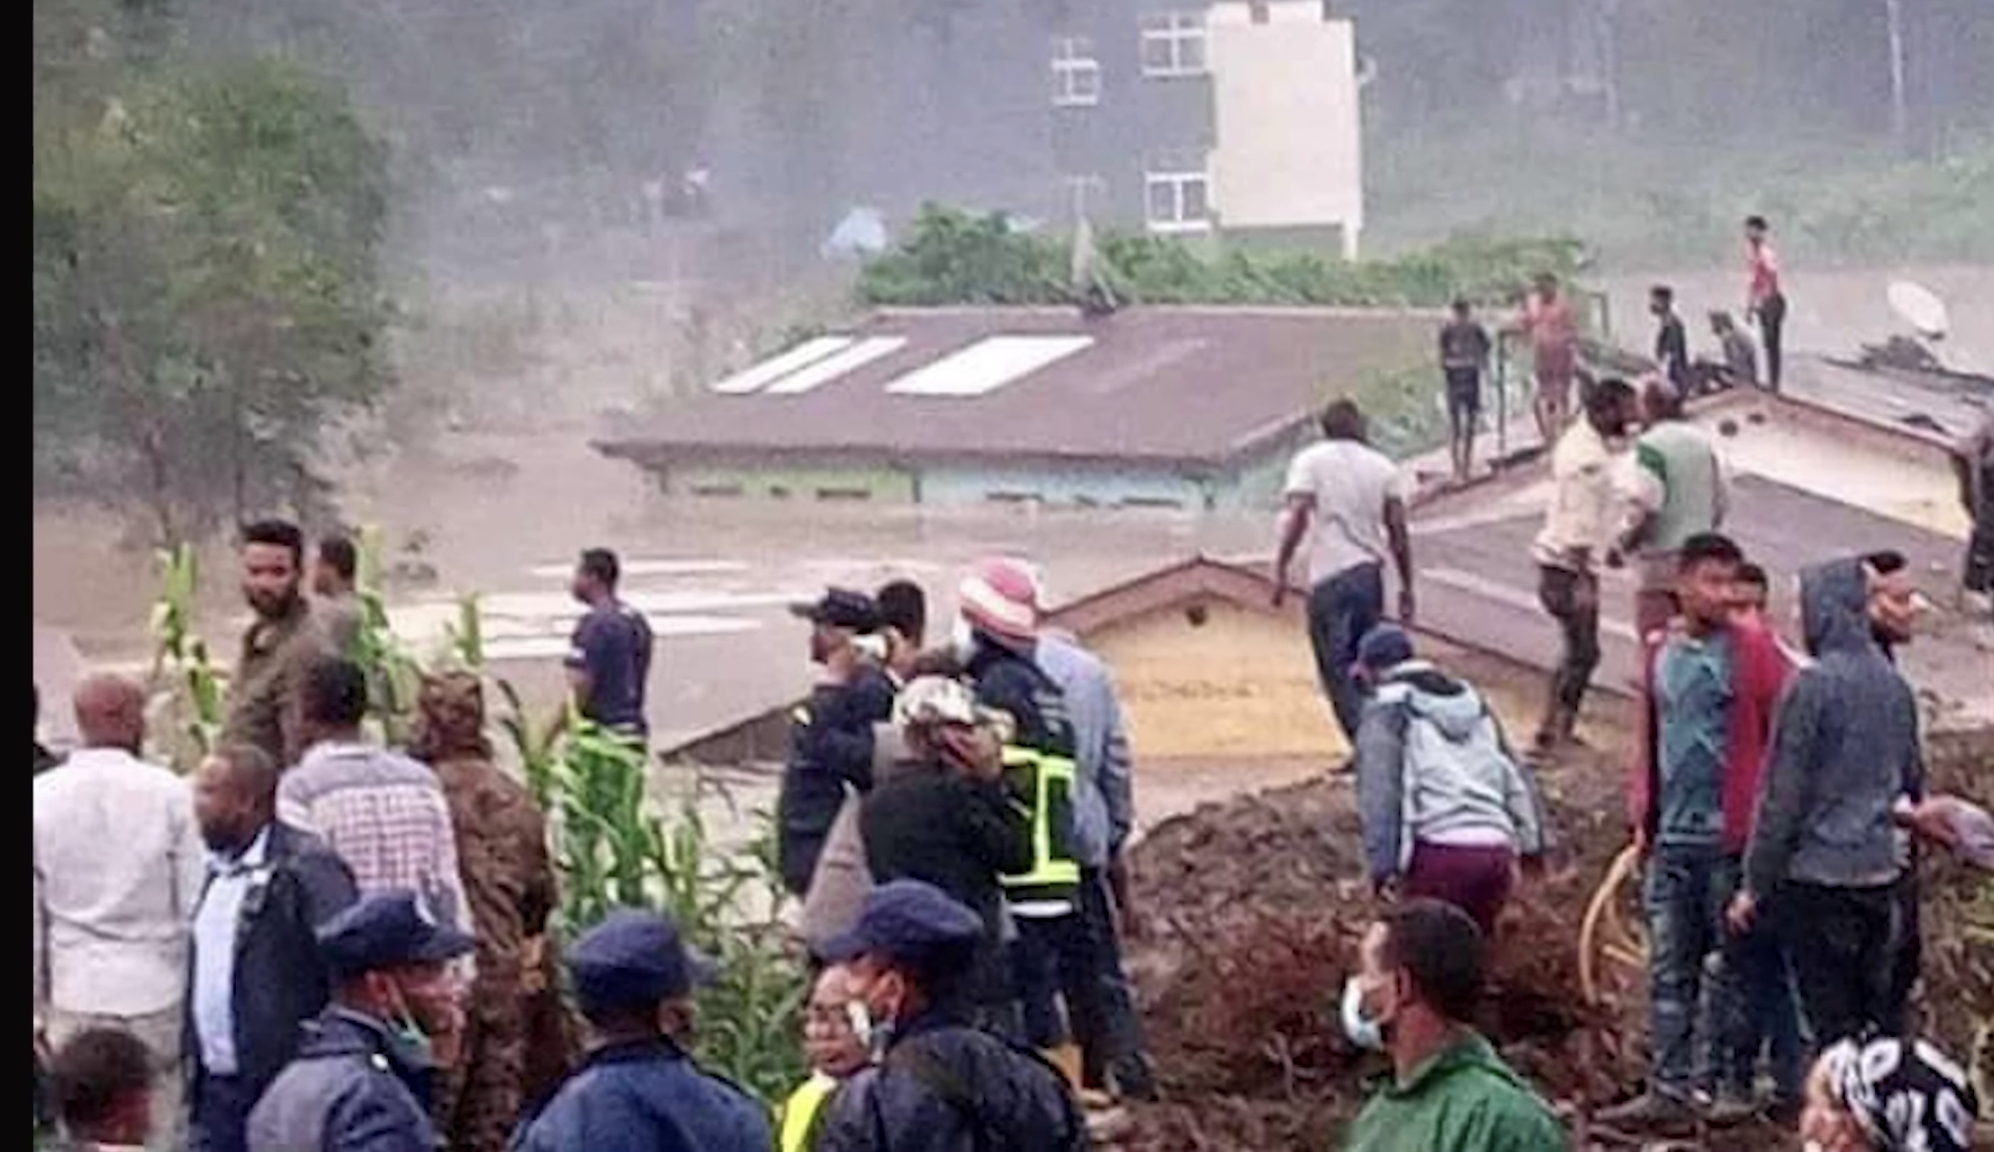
left=764, top=336, right=909, bottom=395
left=885, top=335, right=1095, bottom=398
left=708, top=336, right=853, bottom=394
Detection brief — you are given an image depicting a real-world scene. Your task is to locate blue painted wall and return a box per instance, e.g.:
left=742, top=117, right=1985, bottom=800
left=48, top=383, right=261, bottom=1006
left=642, top=447, right=1306, bottom=512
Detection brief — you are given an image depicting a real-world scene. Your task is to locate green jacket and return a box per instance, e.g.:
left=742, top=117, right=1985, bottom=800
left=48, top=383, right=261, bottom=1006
left=1341, top=1032, right=1565, bottom=1152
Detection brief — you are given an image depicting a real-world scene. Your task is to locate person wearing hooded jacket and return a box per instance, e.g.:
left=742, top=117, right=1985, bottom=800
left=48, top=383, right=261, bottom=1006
left=1729, top=551, right=1955, bottom=1052
left=952, top=558, right=1101, bottom=1084
left=1351, top=625, right=1547, bottom=938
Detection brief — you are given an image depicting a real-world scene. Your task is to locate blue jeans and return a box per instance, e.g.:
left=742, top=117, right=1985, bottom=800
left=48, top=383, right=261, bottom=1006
left=1643, top=844, right=1745, bottom=1097
left=1305, top=562, right=1385, bottom=744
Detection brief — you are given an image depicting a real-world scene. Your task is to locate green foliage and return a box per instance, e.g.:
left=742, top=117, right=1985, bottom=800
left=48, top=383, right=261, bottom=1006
left=34, top=6, right=394, bottom=544
left=350, top=528, right=427, bottom=746
left=145, top=562, right=808, bottom=1105
left=541, top=723, right=809, bottom=1104
left=857, top=205, right=1586, bottom=310
left=146, top=543, right=226, bottom=769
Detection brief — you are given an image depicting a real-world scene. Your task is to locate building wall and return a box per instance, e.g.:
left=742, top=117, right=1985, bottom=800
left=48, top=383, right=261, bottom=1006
left=921, top=460, right=1213, bottom=510
left=1208, top=2, right=1364, bottom=255
left=1084, top=594, right=1585, bottom=764
left=655, top=461, right=916, bottom=504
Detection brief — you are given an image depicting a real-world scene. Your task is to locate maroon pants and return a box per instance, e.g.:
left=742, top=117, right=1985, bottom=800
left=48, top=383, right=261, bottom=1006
left=1404, top=842, right=1516, bottom=938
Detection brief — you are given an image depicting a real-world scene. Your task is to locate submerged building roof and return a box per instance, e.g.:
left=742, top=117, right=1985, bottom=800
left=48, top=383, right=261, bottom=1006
left=596, top=306, right=1440, bottom=470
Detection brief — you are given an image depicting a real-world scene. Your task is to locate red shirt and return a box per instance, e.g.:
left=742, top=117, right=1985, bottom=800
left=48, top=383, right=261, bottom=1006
left=1747, top=240, right=1782, bottom=303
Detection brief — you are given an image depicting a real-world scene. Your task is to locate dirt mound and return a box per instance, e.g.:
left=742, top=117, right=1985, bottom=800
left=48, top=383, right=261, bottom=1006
left=1116, top=746, right=1766, bottom=1150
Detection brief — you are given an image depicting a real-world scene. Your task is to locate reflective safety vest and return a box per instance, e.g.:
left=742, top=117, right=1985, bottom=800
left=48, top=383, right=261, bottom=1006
left=779, top=1072, right=838, bottom=1152
left=998, top=744, right=1082, bottom=913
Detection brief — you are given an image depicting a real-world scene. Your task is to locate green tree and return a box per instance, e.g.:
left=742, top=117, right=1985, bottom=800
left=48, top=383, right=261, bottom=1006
left=857, top=204, right=1584, bottom=310
left=35, top=49, right=394, bottom=544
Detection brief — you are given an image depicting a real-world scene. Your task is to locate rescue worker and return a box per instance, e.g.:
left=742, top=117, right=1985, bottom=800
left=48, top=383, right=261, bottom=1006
left=814, top=881, right=1090, bottom=1152
left=779, top=589, right=897, bottom=898
left=953, top=559, right=1100, bottom=1082
left=779, top=964, right=871, bottom=1152
left=246, top=890, right=472, bottom=1152
left=512, top=908, right=771, bottom=1152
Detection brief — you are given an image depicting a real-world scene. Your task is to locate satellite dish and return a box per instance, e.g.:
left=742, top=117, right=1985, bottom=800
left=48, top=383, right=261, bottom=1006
left=1888, top=280, right=1949, bottom=340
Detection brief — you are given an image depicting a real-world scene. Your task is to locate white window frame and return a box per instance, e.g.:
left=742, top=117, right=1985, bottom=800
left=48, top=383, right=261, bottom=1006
left=1139, top=12, right=1207, bottom=78
left=1144, top=166, right=1212, bottom=234
left=1050, top=37, right=1102, bottom=107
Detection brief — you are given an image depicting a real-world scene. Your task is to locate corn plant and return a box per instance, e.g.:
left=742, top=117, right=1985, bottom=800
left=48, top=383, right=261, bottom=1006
left=147, top=543, right=227, bottom=769
left=547, top=717, right=661, bottom=927
left=145, top=558, right=809, bottom=1104
left=349, top=526, right=427, bottom=745
left=686, top=805, right=811, bottom=1102
left=539, top=717, right=807, bottom=1103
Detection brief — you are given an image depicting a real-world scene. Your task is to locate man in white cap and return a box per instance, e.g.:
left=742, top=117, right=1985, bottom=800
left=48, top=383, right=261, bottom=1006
left=952, top=559, right=1102, bottom=1088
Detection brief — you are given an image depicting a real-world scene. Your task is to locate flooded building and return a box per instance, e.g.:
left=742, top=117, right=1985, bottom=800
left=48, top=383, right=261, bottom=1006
left=594, top=305, right=1438, bottom=511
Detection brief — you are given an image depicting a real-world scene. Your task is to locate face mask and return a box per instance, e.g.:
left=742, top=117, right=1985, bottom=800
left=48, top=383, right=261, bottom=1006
left=949, top=616, right=978, bottom=663
left=1340, top=976, right=1386, bottom=1051
left=848, top=974, right=902, bottom=1062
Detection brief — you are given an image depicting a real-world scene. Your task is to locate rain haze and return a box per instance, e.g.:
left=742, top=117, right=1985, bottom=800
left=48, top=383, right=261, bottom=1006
left=34, top=0, right=1994, bottom=733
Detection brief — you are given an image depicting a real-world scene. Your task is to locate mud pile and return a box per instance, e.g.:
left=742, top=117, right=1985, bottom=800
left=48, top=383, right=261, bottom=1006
left=1117, top=747, right=1732, bottom=1150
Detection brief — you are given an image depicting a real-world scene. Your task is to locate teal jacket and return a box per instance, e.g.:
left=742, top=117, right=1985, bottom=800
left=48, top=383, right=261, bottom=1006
left=1342, top=1032, right=1565, bottom=1152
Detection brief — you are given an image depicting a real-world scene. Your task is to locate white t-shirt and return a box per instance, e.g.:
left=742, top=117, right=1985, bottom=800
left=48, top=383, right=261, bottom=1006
left=1284, top=439, right=1408, bottom=585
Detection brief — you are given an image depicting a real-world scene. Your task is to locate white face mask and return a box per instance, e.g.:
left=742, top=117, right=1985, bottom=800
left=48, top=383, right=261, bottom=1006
left=948, top=616, right=978, bottom=663
left=1340, top=976, right=1386, bottom=1051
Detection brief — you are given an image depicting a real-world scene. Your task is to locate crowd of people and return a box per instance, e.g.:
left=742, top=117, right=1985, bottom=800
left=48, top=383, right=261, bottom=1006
left=1273, top=219, right=1988, bottom=1148
left=1435, top=216, right=1789, bottom=485
left=28, top=211, right=1994, bottom=1152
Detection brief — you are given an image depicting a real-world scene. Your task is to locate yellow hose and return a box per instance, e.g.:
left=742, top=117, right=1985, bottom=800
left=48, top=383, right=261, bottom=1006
left=1579, top=843, right=1645, bottom=1007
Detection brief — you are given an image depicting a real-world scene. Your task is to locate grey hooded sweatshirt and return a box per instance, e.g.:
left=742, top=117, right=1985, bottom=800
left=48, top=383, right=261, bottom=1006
left=1355, top=661, right=1548, bottom=882
left=1744, top=557, right=1923, bottom=896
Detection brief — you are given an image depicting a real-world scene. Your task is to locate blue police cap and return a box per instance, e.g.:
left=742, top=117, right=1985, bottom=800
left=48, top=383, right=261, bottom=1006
left=821, top=880, right=984, bottom=968
left=569, top=908, right=718, bottom=1014
left=316, top=890, right=474, bottom=979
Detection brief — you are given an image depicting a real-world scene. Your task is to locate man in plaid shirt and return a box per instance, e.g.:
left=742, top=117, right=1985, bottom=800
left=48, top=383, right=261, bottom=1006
left=277, top=657, right=474, bottom=965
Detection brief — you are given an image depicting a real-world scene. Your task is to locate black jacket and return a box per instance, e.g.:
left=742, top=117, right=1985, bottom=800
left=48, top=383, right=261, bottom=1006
left=862, top=764, right=1032, bottom=1006
left=778, top=667, right=897, bottom=895
left=962, top=642, right=1075, bottom=761
left=816, top=1011, right=1089, bottom=1152
left=188, top=822, right=359, bottom=1098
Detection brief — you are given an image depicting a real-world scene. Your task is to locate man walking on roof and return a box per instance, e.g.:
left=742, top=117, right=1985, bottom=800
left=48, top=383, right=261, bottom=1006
left=1272, top=399, right=1416, bottom=753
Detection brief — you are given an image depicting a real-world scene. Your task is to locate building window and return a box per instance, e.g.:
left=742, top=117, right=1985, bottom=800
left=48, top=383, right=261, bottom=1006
left=1144, top=165, right=1211, bottom=233
left=1139, top=12, right=1206, bottom=78
left=1051, top=37, right=1102, bottom=107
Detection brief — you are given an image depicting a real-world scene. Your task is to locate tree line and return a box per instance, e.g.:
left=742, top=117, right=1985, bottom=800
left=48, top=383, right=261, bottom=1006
left=34, top=0, right=395, bottom=545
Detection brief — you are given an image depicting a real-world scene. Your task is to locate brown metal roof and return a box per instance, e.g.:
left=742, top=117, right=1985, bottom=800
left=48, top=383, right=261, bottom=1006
left=596, top=306, right=1441, bottom=468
